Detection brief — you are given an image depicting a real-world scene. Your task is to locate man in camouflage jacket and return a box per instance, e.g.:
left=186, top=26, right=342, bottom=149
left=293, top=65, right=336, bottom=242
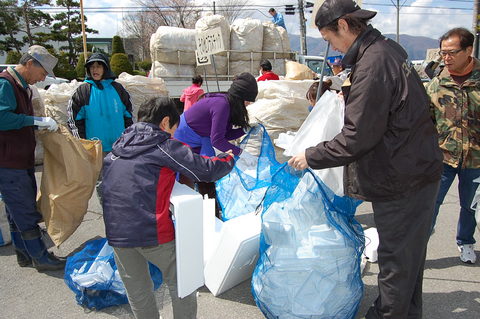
left=426, top=27, right=479, bottom=264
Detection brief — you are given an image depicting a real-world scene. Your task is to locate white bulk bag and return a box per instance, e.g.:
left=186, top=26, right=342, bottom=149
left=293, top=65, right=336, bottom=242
left=116, top=73, right=169, bottom=119
left=151, top=61, right=195, bottom=78
left=262, top=22, right=291, bottom=59
left=230, top=60, right=260, bottom=76
left=150, top=26, right=196, bottom=65
left=44, top=80, right=82, bottom=125
left=230, top=18, right=264, bottom=61
left=248, top=80, right=313, bottom=162
left=195, top=14, right=230, bottom=53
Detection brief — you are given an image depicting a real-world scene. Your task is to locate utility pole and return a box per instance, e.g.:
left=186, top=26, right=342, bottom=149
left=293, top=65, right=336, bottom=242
left=391, top=0, right=406, bottom=43
left=298, top=0, right=307, bottom=55
left=474, top=0, right=480, bottom=58
left=213, top=1, right=216, bottom=14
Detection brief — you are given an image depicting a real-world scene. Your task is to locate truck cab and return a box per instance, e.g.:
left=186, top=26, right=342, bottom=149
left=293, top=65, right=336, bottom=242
left=296, top=55, right=334, bottom=76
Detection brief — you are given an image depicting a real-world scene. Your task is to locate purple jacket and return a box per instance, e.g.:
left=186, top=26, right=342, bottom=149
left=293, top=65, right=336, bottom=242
left=102, top=122, right=234, bottom=247
left=180, top=93, right=245, bottom=155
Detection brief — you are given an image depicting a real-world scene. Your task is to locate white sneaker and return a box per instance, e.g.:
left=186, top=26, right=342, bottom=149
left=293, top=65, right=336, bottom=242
left=458, top=244, right=477, bottom=264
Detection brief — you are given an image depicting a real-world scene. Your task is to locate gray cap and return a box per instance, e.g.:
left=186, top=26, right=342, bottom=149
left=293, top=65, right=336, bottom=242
left=315, top=0, right=377, bottom=30
left=27, top=45, right=58, bottom=77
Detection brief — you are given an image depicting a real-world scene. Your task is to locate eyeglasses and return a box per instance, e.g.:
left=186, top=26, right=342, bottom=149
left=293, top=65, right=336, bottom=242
left=439, top=48, right=464, bottom=57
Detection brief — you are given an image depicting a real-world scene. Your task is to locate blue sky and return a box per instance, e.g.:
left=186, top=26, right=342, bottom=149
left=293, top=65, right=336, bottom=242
left=84, top=0, right=474, bottom=40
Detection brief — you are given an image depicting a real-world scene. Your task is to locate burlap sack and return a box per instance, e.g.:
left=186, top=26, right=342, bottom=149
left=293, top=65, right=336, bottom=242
left=284, top=61, right=316, bottom=80
left=37, top=125, right=103, bottom=246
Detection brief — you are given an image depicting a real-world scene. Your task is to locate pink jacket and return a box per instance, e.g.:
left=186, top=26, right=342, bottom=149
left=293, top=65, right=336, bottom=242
left=180, top=84, right=204, bottom=111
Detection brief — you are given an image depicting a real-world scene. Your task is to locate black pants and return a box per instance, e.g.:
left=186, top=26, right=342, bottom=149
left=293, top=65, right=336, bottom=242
left=366, top=181, right=440, bottom=319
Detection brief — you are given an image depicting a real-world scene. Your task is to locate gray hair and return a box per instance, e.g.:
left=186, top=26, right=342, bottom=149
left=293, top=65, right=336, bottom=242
left=19, top=53, right=43, bottom=68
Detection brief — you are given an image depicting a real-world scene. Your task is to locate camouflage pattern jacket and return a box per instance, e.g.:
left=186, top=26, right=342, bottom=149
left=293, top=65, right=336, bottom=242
left=426, top=58, right=480, bottom=168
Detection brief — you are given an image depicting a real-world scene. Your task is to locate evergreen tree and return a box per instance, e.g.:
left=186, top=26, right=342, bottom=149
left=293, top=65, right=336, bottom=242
left=111, top=35, right=125, bottom=54
left=0, top=0, right=24, bottom=54
left=50, top=0, right=98, bottom=65
left=110, top=53, right=133, bottom=76
left=5, top=50, right=22, bottom=64
left=19, top=0, right=53, bottom=46
left=75, top=52, right=91, bottom=79
left=54, top=51, right=77, bottom=80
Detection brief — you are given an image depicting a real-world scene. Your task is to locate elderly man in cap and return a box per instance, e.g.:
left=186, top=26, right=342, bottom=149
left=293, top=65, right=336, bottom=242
left=288, top=0, right=443, bottom=318
left=0, top=45, right=64, bottom=271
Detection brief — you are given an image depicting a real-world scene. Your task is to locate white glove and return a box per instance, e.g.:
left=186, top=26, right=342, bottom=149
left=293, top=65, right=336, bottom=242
left=33, top=117, right=58, bottom=132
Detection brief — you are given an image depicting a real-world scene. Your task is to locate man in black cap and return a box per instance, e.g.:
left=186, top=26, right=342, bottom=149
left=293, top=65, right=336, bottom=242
left=288, top=0, right=443, bottom=318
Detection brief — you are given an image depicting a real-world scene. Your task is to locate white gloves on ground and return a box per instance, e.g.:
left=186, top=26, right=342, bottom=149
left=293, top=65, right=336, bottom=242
left=33, top=117, right=58, bottom=132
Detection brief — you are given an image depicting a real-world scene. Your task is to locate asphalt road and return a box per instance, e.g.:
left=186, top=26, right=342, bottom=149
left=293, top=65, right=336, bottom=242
left=0, top=168, right=479, bottom=319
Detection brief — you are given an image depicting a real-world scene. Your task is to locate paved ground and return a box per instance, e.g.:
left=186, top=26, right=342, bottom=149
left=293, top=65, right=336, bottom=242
left=0, top=168, right=479, bottom=319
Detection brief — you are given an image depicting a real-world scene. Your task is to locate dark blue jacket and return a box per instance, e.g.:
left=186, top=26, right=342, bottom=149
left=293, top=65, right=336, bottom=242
left=102, top=122, right=234, bottom=248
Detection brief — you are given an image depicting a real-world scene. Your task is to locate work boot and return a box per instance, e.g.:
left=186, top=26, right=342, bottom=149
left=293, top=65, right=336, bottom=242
left=10, top=231, right=32, bottom=267
left=21, top=227, right=65, bottom=271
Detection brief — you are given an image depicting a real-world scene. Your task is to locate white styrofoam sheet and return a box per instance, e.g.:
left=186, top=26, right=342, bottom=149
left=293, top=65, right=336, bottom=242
left=204, top=212, right=262, bottom=296
left=170, top=182, right=204, bottom=298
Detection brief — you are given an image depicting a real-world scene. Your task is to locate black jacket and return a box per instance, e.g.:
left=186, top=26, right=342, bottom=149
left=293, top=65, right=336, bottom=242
left=306, top=26, right=443, bottom=201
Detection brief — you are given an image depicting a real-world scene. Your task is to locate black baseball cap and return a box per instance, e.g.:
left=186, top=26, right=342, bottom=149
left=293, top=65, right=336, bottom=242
left=315, top=0, right=377, bottom=30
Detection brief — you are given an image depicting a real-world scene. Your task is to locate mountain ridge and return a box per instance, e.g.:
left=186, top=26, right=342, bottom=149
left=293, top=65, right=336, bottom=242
left=289, top=33, right=438, bottom=60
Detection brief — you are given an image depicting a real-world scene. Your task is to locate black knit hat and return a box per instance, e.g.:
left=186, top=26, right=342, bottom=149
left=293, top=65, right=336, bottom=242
left=228, top=72, right=258, bottom=102
left=315, top=0, right=376, bottom=30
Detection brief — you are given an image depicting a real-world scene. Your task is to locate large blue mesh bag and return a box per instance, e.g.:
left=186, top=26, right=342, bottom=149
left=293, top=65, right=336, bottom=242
left=64, top=238, right=163, bottom=310
left=252, top=165, right=364, bottom=318
left=216, top=124, right=281, bottom=221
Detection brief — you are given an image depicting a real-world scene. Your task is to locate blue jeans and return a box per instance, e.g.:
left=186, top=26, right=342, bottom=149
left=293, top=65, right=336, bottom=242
left=431, top=163, right=480, bottom=245
left=0, top=167, right=42, bottom=232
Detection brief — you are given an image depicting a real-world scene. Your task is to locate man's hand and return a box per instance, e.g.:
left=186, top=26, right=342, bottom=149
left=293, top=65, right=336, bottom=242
left=288, top=152, right=309, bottom=170
left=33, top=117, right=58, bottom=132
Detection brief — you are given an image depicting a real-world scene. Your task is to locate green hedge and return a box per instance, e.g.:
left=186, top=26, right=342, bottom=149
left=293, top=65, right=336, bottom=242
left=110, top=53, right=133, bottom=76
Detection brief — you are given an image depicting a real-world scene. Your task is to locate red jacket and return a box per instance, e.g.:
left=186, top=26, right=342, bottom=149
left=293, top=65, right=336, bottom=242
left=180, top=84, right=204, bottom=111
left=257, top=71, right=279, bottom=81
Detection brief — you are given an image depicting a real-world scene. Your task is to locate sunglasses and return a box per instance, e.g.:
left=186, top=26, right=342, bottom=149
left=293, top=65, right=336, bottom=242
left=438, top=48, right=465, bottom=57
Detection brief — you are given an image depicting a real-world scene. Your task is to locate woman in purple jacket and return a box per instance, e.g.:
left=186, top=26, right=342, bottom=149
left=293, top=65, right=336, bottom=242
left=174, top=72, right=258, bottom=215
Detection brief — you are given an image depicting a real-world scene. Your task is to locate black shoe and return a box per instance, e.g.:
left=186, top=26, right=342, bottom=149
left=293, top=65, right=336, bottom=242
left=15, top=249, right=33, bottom=267
left=21, top=227, right=66, bottom=272
left=32, top=252, right=66, bottom=272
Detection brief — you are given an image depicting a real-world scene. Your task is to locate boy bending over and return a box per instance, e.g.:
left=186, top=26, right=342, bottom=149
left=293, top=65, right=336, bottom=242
left=101, top=97, right=234, bottom=319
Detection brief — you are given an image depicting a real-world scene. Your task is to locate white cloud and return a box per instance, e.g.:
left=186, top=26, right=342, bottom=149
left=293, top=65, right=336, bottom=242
left=84, top=0, right=472, bottom=40
left=366, top=0, right=472, bottom=39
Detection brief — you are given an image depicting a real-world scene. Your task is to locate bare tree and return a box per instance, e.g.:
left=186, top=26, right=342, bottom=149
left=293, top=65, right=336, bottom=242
left=122, top=0, right=251, bottom=61
left=135, top=0, right=201, bottom=28
left=214, top=0, right=251, bottom=24
left=122, top=11, right=159, bottom=61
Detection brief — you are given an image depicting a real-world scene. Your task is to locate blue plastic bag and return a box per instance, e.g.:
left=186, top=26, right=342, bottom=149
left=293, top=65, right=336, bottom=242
left=252, top=165, right=364, bottom=319
left=64, top=238, right=163, bottom=310
left=216, top=124, right=281, bottom=221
